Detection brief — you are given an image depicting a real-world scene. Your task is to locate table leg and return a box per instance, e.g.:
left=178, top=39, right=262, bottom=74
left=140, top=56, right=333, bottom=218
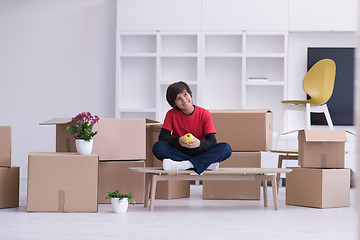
left=263, top=180, right=268, bottom=207
left=271, top=175, right=279, bottom=210
left=277, top=155, right=284, bottom=192
left=149, top=175, right=158, bottom=211
left=144, top=173, right=152, bottom=208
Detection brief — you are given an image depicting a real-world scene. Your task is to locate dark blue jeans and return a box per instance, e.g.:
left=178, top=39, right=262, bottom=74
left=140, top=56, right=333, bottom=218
left=152, top=141, right=232, bottom=174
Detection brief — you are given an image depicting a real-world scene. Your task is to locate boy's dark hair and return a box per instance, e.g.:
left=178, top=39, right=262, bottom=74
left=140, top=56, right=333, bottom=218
left=166, top=81, right=192, bottom=108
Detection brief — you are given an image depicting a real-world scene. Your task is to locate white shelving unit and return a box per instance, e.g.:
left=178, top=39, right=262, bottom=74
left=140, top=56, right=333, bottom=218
left=116, top=31, right=288, bottom=128
left=244, top=32, right=288, bottom=132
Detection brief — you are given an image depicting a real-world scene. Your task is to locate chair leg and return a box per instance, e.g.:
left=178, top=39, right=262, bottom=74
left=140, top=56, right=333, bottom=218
left=322, top=104, right=334, bottom=129
left=276, top=155, right=284, bottom=192
left=305, top=103, right=311, bottom=129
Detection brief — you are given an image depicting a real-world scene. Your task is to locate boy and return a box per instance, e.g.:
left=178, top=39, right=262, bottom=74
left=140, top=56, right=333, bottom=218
left=152, top=81, right=231, bottom=175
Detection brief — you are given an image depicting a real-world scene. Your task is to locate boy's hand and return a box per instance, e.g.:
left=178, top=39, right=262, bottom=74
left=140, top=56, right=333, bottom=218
left=179, top=136, right=200, bottom=148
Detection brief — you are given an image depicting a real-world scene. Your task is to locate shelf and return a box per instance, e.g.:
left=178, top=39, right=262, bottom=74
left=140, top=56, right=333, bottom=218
left=246, top=53, right=285, bottom=58
left=205, top=34, right=243, bottom=53
left=119, top=34, right=156, bottom=54
left=119, top=108, right=157, bottom=113
left=159, top=81, right=198, bottom=86
left=119, top=53, right=157, bottom=57
left=246, top=81, right=284, bottom=86
left=161, top=34, right=198, bottom=53
left=204, top=53, right=243, bottom=58
left=246, top=34, right=285, bottom=54
left=160, top=53, right=198, bottom=57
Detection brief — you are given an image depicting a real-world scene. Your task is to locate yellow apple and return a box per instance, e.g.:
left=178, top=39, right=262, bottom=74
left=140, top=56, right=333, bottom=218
left=183, top=133, right=194, bottom=143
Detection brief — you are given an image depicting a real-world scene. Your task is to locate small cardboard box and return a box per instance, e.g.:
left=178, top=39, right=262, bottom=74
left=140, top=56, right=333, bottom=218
left=210, top=110, right=272, bottom=151
left=0, top=126, right=11, bottom=167
left=40, top=118, right=147, bottom=161
left=298, top=130, right=347, bottom=168
left=286, top=167, right=350, bottom=208
left=98, top=160, right=145, bottom=204
left=152, top=157, right=190, bottom=200
left=0, top=167, right=19, bottom=208
left=27, top=152, right=98, bottom=212
left=203, top=152, right=261, bottom=200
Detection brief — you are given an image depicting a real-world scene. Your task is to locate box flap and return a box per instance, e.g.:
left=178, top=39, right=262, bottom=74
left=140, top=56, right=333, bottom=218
left=210, top=109, right=271, bottom=114
left=303, top=130, right=347, bottom=142
left=145, top=119, right=160, bottom=124
left=39, top=118, right=72, bottom=125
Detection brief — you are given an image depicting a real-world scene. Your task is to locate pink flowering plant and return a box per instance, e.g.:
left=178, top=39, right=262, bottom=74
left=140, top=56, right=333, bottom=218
left=66, top=112, right=100, bottom=142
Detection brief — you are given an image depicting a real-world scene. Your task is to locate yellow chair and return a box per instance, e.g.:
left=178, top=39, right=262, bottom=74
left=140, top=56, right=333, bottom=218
left=279, top=59, right=336, bottom=137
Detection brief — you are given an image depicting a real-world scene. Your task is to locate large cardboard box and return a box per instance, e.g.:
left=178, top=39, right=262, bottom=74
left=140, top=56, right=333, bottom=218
left=146, top=121, right=162, bottom=167
left=40, top=118, right=147, bottom=160
left=0, top=167, right=19, bottom=208
left=27, top=152, right=98, bottom=212
left=298, top=130, right=346, bottom=168
left=98, top=160, right=145, bottom=204
left=152, top=157, right=190, bottom=200
left=286, top=167, right=350, bottom=208
left=0, top=126, right=11, bottom=167
left=203, top=152, right=261, bottom=200
left=210, top=110, right=272, bottom=151
left=147, top=123, right=190, bottom=199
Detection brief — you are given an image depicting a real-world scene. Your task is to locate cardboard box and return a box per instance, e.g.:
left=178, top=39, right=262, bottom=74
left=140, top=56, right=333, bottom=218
left=146, top=122, right=162, bottom=167
left=0, top=126, right=11, bottom=167
left=0, top=167, right=19, bottom=208
left=203, top=152, right=261, bottom=200
left=152, top=157, right=190, bottom=200
left=298, top=130, right=346, bottom=168
left=210, top=110, right=272, bottom=151
left=98, top=160, right=145, bottom=204
left=286, top=167, right=350, bottom=208
left=40, top=118, right=147, bottom=161
left=146, top=122, right=190, bottom=199
left=27, top=152, right=98, bottom=212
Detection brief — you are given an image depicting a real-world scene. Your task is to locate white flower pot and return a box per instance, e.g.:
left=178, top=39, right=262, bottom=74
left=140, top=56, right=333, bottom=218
left=111, top=198, right=128, bottom=213
left=75, top=139, right=93, bottom=155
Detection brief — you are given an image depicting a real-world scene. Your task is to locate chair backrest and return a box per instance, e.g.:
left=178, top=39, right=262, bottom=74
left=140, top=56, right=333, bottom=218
left=302, top=59, right=336, bottom=105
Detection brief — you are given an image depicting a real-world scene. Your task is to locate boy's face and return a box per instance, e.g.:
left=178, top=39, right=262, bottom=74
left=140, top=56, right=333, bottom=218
left=174, top=89, right=193, bottom=113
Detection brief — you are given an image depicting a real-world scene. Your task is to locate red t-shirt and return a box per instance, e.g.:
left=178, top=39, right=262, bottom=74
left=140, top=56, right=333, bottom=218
left=162, top=106, right=216, bottom=140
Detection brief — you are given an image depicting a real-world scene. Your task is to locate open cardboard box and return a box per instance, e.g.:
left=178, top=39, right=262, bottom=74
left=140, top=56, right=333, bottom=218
left=40, top=118, right=157, bottom=161
left=210, top=110, right=272, bottom=151
left=298, top=129, right=347, bottom=168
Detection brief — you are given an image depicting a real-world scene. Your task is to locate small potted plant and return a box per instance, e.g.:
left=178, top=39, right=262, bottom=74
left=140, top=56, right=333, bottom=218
left=66, top=112, right=100, bottom=155
left=106, top=190, right=136, bottom=213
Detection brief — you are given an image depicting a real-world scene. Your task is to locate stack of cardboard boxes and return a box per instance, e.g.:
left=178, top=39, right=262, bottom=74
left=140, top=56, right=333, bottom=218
left=286, top=129, right=350, bottom=208
left=0, top=126, right=19, bottom=209
left=27, top=118, right=148, bottom=212
left=203, top=110, right=273, bottom=200
left=146, top=122, right=190, bottom=199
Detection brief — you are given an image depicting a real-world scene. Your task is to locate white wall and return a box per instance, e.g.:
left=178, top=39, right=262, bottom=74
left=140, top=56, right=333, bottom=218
left=0, top=0, right=116, bottom=178
left=287, top=32, right=358, bottom=131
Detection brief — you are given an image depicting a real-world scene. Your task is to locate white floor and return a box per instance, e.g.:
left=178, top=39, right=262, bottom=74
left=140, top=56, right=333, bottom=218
left=0, top=179, right=357, bottom=240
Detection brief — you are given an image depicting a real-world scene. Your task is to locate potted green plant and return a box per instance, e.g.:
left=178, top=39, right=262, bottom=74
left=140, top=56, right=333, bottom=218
left=66, top=112, right=99, bottom=155
left=106, top=190, right=136, bottom=213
